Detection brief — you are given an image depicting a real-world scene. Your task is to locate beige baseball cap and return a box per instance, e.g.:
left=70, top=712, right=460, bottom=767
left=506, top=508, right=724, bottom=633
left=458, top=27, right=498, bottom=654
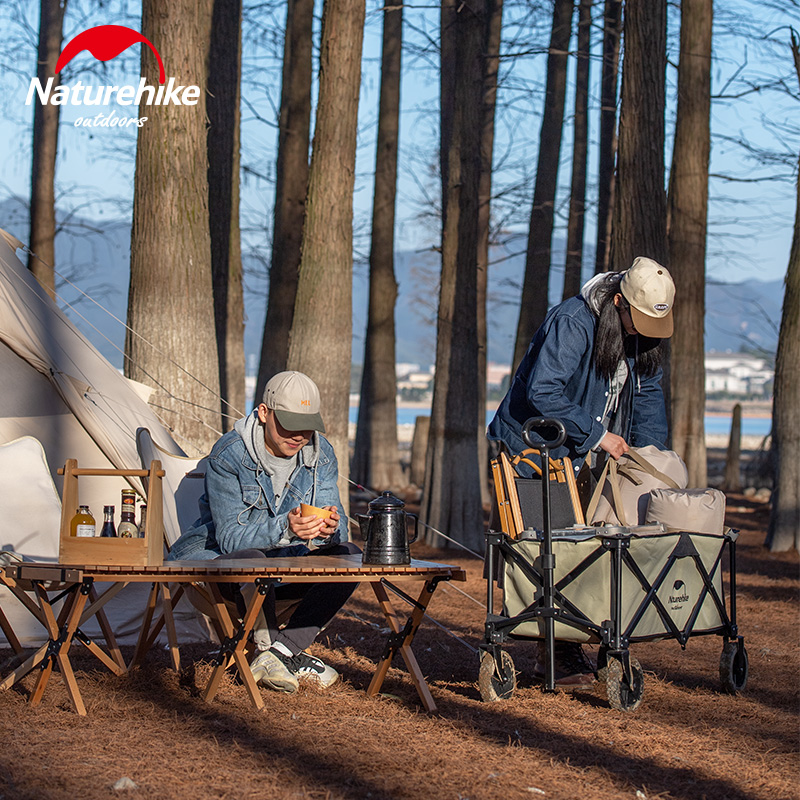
left=620, top=257, right=675, bottom=338
left=262, top=371, right=325, bottom=433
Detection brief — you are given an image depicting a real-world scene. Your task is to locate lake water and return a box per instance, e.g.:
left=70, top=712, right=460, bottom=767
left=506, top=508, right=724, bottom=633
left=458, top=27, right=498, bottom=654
left=349, top=407, right=772, bottom=437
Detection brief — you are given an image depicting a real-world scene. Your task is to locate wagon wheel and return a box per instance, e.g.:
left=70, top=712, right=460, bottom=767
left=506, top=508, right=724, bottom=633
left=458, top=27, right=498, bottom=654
left=596, top=645, right=610, bottom=683
left=478, top=650, right=517, bottom=702
left=719, top=639, right=749, bottom=694
left=605, top=656, right=644, bottom=712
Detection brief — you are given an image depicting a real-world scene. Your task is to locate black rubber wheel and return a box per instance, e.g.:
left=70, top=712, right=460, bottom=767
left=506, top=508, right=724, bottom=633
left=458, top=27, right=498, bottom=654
left=596, top=645, right=610, bottom=683
left=719, top=640, right=749, bottom=693
left=605, top=657, right=644, bottom=712
left=478, top=650, right=516, bottom=702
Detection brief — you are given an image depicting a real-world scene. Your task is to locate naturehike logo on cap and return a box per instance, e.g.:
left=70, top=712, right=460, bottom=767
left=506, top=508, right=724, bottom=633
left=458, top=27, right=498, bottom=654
left=25, top=24, right=201, bottom=130
left=653, top=303, right=670, bottom=312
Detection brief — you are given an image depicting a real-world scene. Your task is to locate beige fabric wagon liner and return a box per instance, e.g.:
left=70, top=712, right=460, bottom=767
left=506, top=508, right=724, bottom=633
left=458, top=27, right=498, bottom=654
left=503, top=530, right=728, bottom=643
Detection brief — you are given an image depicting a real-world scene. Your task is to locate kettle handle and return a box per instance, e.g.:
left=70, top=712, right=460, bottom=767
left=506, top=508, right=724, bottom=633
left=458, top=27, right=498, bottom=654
left=407, top=513, right=419, bottom=545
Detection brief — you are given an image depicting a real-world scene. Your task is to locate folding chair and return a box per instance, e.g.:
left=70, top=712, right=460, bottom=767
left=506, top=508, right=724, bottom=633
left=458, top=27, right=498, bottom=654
left=491, top=445, right=585, bottom=538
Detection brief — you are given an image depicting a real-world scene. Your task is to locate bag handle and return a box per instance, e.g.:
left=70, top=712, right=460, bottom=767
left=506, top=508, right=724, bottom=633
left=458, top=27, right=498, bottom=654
left=621, top=448, right=681, bottom=490
left=586, top=457, right=629, bottom=526
left=586, top=447, right=680, bottom=525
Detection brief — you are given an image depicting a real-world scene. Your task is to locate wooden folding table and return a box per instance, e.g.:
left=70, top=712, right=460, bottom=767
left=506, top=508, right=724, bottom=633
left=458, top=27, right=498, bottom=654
left=1, top=556, right=466, bottom=715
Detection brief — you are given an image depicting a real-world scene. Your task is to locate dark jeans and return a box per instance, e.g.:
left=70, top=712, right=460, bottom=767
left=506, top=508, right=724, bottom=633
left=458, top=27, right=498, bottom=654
left=215, top=541, right=361, bottom=654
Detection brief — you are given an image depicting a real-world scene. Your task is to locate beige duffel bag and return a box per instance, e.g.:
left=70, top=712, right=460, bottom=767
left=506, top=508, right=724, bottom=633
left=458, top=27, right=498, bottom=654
left=645, top=487, right=726, bottom=535
left=588, top=446, right=689, bottom=527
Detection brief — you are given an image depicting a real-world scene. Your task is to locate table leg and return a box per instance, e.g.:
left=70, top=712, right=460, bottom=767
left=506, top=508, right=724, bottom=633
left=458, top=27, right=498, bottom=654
left=160, top=583, right=181, bottom=671
left=130, top=582, right=160, bottom=668
left=30, top=581, right=91, bottom=716
left=0, top=603, right=23, bottom=655
left=82, top=584, right=127, bottom=671
left=0, top=643, right=49, bottom=690
left=367, top=579, right=441, bottom=713
left=202, top=581, right=266, bottom=710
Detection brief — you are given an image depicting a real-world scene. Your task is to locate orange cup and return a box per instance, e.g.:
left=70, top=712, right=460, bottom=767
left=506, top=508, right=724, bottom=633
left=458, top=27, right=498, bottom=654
left=300, top=503, right=332, bottom=521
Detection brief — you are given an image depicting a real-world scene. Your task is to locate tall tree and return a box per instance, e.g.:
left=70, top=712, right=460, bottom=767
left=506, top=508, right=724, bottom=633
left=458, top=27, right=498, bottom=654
left=286, top=0, right=365, bottom=512
left=207, top=0, right=245, bottom=430
left=668, top=0, right=712, bottom=487
left=476, top=0, right=504, bottom=508
left=765, top=32, right=800, bottom=554
left=28, top=0, right=68, bottom=300
left=512, top=0, right=574, bottom=369
left=255, top=0, right=313, bottom=401
left=610, top=0, right=668, bottom=268
left=126, top=0, right=221, bottom=455
left=594, top=0, right=621, bottom=275
left=422, top=0, right=486, bottom=552
left=352, top=1, right=403, bottom=491
left=562, top=0, right=592, bottom=300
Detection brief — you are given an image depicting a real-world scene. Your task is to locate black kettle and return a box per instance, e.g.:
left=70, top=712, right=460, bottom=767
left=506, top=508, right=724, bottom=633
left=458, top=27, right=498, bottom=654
left=358, top=492, right=419, bottom=565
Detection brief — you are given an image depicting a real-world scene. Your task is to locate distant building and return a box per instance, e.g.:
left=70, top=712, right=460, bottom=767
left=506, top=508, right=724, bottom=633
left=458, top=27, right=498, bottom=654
left=705, top=352, right=773, bottom=397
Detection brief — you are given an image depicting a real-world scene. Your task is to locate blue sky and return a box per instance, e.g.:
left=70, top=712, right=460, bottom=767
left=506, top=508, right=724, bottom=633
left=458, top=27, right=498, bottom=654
left=0, top=0, right=797, bottom=290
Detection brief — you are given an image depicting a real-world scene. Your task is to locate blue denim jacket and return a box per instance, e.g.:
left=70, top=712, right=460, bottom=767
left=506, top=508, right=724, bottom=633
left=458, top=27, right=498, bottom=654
left=168, top=426, right=347, bottom=561
left=487, top=295, right=667, bottom=471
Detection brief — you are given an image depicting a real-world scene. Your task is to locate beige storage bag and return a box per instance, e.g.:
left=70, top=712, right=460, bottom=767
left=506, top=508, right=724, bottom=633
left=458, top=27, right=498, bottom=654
left=588, top=445, right=689, bottom=526
left=646, top=488, right=726, bottom=534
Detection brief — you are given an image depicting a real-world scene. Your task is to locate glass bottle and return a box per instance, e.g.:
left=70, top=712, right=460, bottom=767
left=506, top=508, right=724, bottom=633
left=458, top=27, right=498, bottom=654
left=100, top=505, right=116, bottom=538
left=137, top=504, right=147, bottom=539
left=70, top=505, right=96, bottom=538
left=118, top=490, right=138, bottom=538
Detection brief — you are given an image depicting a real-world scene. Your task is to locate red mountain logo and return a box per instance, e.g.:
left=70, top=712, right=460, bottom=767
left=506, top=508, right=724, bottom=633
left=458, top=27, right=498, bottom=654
left=55, top=25, right=166, bottom=84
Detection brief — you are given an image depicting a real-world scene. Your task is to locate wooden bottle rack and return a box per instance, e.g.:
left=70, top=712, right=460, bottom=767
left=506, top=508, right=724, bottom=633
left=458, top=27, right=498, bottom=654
left=57, top=459, right=165, bottom=566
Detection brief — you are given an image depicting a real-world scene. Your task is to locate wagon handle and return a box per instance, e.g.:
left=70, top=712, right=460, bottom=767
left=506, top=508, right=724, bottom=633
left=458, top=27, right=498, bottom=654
left=521, top=417, right=567, bottom=450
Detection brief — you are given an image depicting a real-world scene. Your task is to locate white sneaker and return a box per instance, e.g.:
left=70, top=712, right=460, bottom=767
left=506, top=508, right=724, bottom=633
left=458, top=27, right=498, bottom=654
left=250, top=649, right=299, bottom=693
left=284, top=651, right=339, bottom=688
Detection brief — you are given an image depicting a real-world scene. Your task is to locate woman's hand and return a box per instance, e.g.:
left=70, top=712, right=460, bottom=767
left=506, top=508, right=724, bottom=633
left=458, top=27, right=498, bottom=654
left=599, top=432, right=629, bottom=460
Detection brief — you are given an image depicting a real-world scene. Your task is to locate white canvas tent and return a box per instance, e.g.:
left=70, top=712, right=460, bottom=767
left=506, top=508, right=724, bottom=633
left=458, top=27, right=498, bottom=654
left=0, top=228, right=210, bottom=646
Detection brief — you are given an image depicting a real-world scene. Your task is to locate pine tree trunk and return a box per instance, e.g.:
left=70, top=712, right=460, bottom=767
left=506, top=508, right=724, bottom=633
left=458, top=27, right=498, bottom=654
left=668, top=0, right=711, bottom=488
left=563, top=0, right=592, bottom=300
left=353, top=1, right=402, bottom=491
left=422, top=0, right=486, bottom=553
left=286, top=0, right=365, bottom=516
left=476, top=0, right=503, bottom=509
left=512, top=0, right=573, bottom=369
left=594, top=0, right=621, bottom=275
left=208, top=0, right=245, bottom=430
left=28, top=0, right=67, bottom=299
left=765, top=150, right=800, bottom=553
left=610, top=0, right=668, bottom=269
left=256, top=0, right=313, bottom=401
left=126, top=0, right=221, bottom=455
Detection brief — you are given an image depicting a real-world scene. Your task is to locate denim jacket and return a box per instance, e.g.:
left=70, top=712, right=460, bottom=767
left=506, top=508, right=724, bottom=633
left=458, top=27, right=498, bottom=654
left=168, top=423, right=347, bottom=561
left=487, top=295, right=667, bottom=472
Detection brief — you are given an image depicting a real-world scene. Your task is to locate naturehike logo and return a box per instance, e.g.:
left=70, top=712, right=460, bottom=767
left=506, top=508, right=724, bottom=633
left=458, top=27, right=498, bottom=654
left=25, top=25, right=200, bottom=129
left=653, top=303, right=670, bottom=312
left=669, top=579, right=689, bottom=605
left=56, top=26, right=166, bottom=83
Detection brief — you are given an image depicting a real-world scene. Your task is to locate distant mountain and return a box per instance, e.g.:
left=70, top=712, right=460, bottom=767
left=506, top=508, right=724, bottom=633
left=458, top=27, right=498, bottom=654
left=0, top=198, right=783, bottom=371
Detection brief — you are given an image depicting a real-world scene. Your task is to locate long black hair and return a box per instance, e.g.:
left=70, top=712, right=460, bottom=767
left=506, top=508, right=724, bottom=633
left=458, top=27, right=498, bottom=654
left=592, top=276, right=663, bottom=381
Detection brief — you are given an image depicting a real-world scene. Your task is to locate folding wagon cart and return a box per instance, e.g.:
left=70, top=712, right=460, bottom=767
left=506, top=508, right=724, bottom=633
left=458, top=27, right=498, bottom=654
left=479, top=418, right=748, bottom=711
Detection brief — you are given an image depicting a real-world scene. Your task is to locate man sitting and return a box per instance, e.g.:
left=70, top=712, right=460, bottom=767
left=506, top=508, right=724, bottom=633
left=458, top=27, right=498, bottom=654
left=169, top=371, right=360, bottom=693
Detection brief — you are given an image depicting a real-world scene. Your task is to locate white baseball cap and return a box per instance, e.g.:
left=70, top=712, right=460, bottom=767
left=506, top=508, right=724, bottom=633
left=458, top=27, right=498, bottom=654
left=620, top=257, right=676, bottom=338
left=262, top=371, right=325, bottom=433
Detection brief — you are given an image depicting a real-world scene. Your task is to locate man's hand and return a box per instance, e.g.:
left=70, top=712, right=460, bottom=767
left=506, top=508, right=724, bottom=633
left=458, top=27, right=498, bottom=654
left=287, top=506, right=340, bottom=540
left=288, top=507, right=326, bottom=540
left=598, top=432, right=629, bottom=460
left=320, top=507, right=340, bottom=538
